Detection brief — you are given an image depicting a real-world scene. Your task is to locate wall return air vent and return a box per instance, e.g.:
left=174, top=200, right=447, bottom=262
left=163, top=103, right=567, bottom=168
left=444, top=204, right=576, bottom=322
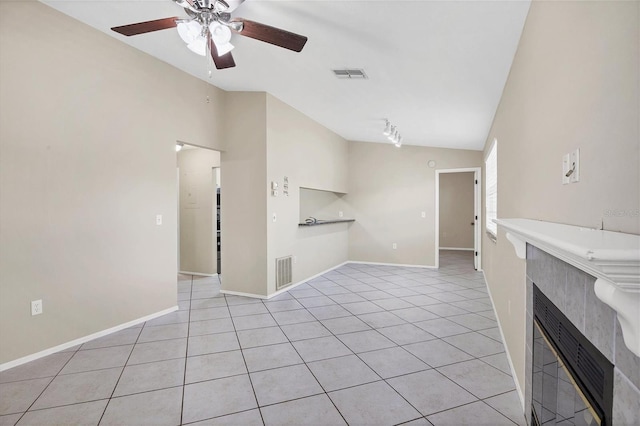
left=332, top=68, right=368, bottom=79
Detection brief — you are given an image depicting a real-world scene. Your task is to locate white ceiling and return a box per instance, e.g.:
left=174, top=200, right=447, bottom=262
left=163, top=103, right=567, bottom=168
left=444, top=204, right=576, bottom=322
left=42, top=0, right=530, bottom=150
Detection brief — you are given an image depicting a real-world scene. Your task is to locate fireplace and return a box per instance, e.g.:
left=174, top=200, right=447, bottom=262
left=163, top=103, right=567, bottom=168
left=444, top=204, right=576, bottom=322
left=532, top=284, right=613, bottom=425
left=494, top=219, right=640, bottom=425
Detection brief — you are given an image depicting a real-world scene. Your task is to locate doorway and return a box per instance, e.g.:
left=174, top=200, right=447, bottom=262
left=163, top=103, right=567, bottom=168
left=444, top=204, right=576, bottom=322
left=176, top=144, right=221, bottom=276
left=435, top=167, right=482, bottom=270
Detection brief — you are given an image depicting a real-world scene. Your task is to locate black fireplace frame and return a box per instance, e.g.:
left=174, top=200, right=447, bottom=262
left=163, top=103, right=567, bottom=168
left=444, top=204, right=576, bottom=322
left=532, top=284, right=614, bottom=425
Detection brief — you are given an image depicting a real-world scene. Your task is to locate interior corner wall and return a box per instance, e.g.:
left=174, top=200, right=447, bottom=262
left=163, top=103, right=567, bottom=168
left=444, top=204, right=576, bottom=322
left=178, top=148, right=221, bottom=275
left=220, top=92, right=269, bottom=297
left=347, top=141, right=482, bottom=266
left=0, top=2, right=225, bottom=364
left=265, top=94, right=349, bottom=295
left=481, top=0, right=639, bottom=397
left=439, top=172, right=475, bottom=249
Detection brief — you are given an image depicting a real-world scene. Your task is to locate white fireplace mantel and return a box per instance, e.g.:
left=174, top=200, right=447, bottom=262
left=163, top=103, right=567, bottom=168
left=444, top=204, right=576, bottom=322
left=495, top=218, right=640, bottom=357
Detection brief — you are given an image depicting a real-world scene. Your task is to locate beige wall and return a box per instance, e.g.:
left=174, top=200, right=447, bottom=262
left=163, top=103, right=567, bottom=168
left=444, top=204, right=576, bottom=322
left=0, top=2, right=226, bottom=364
left=178, top=148, right=220, bottom=275
left=220, top=92, right=268, bottom=296
left=347, top=141, right=482, bottom=266
left=266, top=95, right=349, bottom=295
left=482, top=0, right=639, bottom=396
left=439, top=172, right=475, bottom=249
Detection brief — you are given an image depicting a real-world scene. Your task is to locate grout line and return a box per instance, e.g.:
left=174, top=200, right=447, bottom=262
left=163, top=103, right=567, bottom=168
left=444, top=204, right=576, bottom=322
left=179, top=274, right=195, bottom=425
left=95, top=316, right=144, bottom=425
left=227, top=292, right=265, bottom=426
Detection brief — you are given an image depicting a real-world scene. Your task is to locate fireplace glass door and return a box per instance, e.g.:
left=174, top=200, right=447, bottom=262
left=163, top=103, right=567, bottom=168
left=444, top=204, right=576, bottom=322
left=532, top=321, right=600, bottom=426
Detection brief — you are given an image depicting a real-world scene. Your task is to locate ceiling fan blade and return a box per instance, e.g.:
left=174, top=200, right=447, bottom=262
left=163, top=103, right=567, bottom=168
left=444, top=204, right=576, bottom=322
left=231, top=19, right=307, bottom=52
left=111, top=17, right=179, bottom=37
left=209, top=39, right=236, bottom=70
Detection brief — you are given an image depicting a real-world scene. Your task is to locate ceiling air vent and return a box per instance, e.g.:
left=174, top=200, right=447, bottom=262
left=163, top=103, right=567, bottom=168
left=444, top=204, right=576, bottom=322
left=332, top=69, right=368, bottom=79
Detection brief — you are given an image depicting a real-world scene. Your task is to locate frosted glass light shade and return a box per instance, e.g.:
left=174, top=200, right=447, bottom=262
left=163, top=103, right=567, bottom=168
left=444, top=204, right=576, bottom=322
left=187, top=36, right=207, bottom=56
left=177, top=20, right=202, bottom=44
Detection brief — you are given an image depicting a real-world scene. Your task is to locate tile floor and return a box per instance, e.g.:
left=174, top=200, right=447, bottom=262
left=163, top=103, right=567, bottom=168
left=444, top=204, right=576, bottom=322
left=0, top=251, right=525, bottom=425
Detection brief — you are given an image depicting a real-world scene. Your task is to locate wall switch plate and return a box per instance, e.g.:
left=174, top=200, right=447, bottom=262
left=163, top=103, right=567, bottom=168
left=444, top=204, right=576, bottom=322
left=570, top=149, right=580, bottom=183
left=156, top=214, right=162, bottom=225
left=562, top=153, right=571, bottom=185
left=31, top=299, right=43, bottom=316
left=421, top=211, right=426, bottom=218
left=392, top=243, right=397, bottom=249
left=272, top=213, right=277, bottom=222
left=339, top=211, right=343, bottom=218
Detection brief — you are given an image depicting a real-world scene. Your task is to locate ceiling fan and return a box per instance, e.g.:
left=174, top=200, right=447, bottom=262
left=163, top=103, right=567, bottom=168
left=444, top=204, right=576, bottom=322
left=111, top=0, right=308, bottom=70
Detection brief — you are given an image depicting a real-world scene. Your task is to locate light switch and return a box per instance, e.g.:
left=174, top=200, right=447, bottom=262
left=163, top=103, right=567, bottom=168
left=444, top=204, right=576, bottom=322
left=570, top=149, right=580, bottom=183
left=562, top=154, right=571, bottom=185
left=156, top=215, right=162, bottom=225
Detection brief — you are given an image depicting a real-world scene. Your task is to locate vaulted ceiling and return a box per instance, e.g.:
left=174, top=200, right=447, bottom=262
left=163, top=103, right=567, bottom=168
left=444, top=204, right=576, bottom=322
left=42, top=0, right=530, bottom=150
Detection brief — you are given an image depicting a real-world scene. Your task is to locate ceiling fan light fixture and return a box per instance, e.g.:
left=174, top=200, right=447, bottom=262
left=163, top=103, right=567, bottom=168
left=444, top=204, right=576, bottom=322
left=187, top=35, right=207, bottom=56
left=216, top=41, right=235, bottom=56
left=210, top=22, right=232, bottom=44
left=177, top=20, right=202, bottom=44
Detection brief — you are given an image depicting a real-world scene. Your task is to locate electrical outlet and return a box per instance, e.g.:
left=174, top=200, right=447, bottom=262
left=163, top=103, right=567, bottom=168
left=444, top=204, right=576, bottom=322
left=392, top=243, right=397, bottom=249
left=31, top=299, right=43, bottom=316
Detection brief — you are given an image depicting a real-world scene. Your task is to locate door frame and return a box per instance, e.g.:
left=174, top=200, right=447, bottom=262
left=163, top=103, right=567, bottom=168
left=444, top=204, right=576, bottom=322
left=434, top=167, right=482, bottom=270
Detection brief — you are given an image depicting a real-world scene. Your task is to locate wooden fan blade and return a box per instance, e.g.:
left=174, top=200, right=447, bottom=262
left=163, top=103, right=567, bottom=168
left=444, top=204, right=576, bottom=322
left=111, top=17, right=179, bottom=37
left=209, top=39, right=236, bottom=70
left=231, top=19, right=307, bottom=52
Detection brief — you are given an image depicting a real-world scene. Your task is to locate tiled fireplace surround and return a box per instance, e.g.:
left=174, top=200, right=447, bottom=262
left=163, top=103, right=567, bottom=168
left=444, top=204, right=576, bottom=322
left=523, top=244, right=640, bottom=425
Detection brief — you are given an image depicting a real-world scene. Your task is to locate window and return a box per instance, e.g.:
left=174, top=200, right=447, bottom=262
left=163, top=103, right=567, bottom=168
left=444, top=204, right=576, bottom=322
left=485, top=139, right=498, bottom=238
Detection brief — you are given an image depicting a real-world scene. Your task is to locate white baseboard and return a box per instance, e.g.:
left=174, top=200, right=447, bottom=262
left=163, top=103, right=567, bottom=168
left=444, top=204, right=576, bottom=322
left=439, top=247, right=474, bottom=251
left=220, top=261, right=350, bottom=300
left=0, top=305, right=178, bottom=372
left=483, top=270, right=525, bottom=411
left=219, top=289, right=268, bottom=299
left=347, top=260, right=437, bottom=269
left=179, top=271, right=217, bottom=277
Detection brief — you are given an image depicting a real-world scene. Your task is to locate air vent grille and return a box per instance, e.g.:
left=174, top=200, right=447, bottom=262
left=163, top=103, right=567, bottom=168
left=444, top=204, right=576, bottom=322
left=276, top=256, right=293, bottom=290
left=332, top=69, right=368, bottom=79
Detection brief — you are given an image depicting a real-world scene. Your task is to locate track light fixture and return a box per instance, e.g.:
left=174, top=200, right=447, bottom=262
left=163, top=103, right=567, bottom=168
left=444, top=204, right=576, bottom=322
left=383, top=119, right=402, bottom=148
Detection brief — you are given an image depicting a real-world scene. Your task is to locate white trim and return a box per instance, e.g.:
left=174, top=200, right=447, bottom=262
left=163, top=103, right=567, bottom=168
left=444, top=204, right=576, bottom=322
left=221, top=262, right=352, bottom=300
left=220, top=289, right=268, bottom=299
left=0, top=306, right=179, bottom=372
left=483, top=270, right=526, bottom=411
left=435, top=167, right=482, bottom=270
left=347, top=260, right=437, bottom=269
left=439, top=247, right=474, bottom=251
left=179, top=271, right=218, bottom=277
